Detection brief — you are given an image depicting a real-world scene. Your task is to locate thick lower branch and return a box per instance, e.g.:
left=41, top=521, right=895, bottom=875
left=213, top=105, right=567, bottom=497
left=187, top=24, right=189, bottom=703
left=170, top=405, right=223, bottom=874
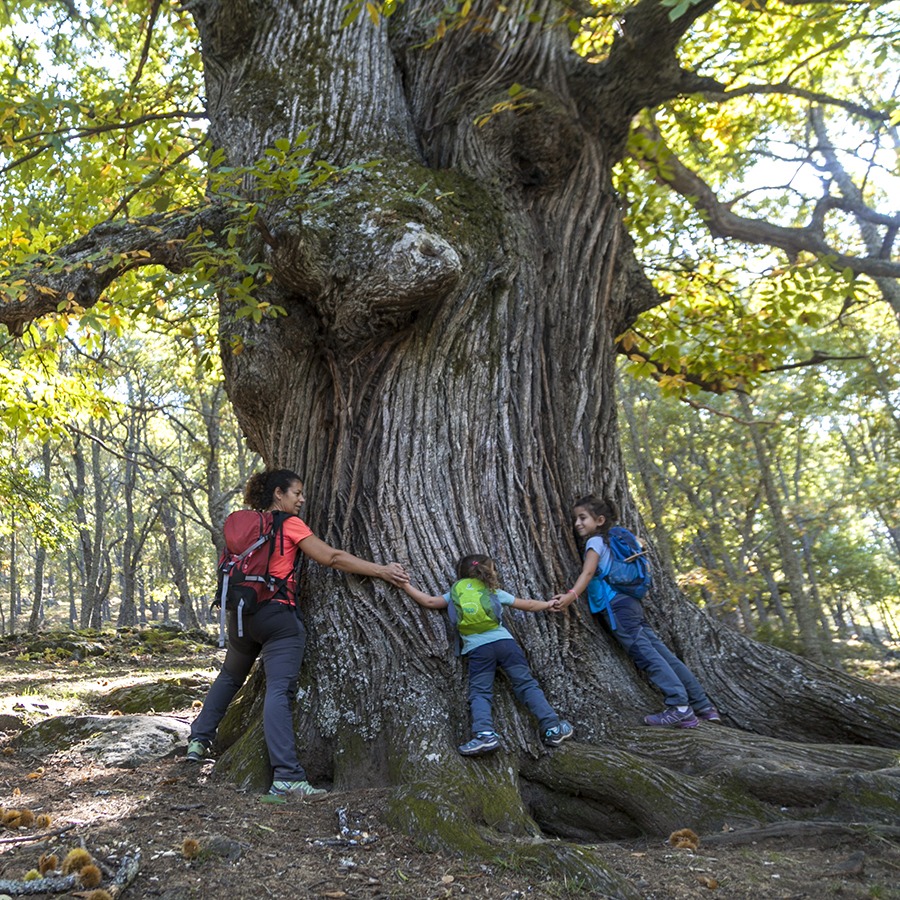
left=0, top=205, right=232, bottom=335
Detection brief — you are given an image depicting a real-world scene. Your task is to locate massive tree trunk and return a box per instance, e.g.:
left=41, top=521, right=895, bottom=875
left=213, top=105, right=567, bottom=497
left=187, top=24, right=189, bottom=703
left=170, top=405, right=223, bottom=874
left=188, top=1, right=900, bottom=894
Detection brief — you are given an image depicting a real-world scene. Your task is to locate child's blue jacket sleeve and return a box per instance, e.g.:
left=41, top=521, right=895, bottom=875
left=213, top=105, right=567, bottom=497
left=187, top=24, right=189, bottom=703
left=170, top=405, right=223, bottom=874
left=584, top=536, right=617, bottom=620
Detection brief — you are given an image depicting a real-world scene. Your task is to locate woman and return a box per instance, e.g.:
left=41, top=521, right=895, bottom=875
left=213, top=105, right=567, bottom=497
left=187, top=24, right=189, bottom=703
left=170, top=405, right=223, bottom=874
left=187, top=468, right=408, bottom=802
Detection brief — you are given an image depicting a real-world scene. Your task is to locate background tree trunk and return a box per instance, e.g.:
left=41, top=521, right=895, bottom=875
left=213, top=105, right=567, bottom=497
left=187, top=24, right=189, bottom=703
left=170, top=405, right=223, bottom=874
left=159, top=498, right=201, bottom=629
left=27, top=536, right=46, bottom=634
left=739, top=393, right=824, bottom=661
left=70, top=428, right=110, bottom=629
left=27, top=440, right=51, bottom=633
left=8, top=517, right=19, bottom=633
left=190, top=1, right=900, bottom=890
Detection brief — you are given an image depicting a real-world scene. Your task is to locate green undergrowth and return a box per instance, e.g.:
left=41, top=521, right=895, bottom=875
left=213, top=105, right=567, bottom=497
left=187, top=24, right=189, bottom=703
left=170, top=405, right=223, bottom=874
left=0, top=624, right=217, bottom=663
left=0, top=625, right=221, bottom=720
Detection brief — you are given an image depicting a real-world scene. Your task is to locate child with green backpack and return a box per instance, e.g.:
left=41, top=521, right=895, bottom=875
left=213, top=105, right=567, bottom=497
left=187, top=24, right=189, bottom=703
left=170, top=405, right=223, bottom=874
left=401, top=553, right=574, bottom=756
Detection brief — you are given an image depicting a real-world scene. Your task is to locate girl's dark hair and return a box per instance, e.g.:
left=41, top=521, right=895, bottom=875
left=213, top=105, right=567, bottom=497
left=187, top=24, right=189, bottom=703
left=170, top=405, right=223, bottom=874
left=243, top=469, right=303, bottom=510
left=574, top=495, right=617, bottom=535
left=456, top=554, right=501, bottom=591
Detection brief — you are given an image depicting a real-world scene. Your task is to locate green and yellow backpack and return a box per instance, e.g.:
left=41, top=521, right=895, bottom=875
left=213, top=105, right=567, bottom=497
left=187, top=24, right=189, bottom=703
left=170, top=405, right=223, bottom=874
left=447, top=578, right=503, bottom=645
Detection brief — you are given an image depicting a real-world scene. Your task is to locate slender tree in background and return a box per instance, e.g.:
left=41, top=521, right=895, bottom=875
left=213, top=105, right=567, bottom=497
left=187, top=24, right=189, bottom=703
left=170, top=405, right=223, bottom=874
left=158, top=496, right=201, bottom=629
left=1, top=0, right=899, bottom=891
left=27, top=441, right=52, bottom=633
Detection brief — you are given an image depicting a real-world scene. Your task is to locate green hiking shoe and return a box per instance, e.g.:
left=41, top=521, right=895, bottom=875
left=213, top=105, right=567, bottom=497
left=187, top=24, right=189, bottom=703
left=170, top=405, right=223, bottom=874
left=186, top=739, right=210, bottom=762
left=259, top=779, right=329, bottom=804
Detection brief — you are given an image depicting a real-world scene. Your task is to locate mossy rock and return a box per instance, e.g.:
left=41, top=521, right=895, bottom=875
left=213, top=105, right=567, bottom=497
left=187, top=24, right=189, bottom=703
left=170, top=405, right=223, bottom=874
left=94, top=676, right=213, bottom=714
left=0, top=712, right=25, bottom=734
left=128, top=626, right=218, bottom=654
left=8, top=638, right=107, bottom=662
left=13, top=714, right=190, bottom=767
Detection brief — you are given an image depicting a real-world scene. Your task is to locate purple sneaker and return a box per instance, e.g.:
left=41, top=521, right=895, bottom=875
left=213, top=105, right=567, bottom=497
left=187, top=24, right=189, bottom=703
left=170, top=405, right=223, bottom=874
left=643, top=707, right=699, bottom=728
left=695, top=705, right=721, bottom=723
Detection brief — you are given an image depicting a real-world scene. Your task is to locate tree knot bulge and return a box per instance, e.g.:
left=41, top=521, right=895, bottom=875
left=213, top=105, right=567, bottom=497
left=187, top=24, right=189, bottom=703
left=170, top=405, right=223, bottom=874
left=319, top=222, right=463, bottom=346
left=385, top=223, right=462, bottom=289
left=474, top=88, right=585, bottom=191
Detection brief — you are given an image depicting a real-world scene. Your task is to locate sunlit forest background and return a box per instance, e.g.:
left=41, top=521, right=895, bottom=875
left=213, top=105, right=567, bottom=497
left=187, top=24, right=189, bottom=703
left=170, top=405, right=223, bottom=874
left=1, top=1, right=898, bottom=672
left=3, top=311, right=898, bottom=673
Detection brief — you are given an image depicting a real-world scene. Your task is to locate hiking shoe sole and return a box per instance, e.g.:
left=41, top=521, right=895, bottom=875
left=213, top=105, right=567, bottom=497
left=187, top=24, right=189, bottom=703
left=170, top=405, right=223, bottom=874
left=185, top=740, right=210, bottom=762
left=259, top=791, right=330, bottom=804
left=543, top=720, right=575, bottom=746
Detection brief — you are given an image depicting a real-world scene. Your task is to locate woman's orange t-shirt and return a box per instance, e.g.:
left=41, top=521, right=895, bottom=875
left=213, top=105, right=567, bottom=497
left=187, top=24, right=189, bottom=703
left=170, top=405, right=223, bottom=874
left=268, top=515, right=313, bottom=603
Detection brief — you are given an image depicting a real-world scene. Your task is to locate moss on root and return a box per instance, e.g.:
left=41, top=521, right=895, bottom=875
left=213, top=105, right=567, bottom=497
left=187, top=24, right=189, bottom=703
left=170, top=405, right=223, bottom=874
left=521, top=741, right=774, bottom=838
left=214, top=717, right=272, bottom=791
left=387, top=756, right=640, bottom=898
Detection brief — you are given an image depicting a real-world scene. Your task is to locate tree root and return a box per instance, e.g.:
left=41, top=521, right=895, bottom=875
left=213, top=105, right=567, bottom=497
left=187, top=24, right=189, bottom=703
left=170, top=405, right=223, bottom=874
left=520, top=740, right=773, bottom=839
left=387, top=756, right=642, bottom=899
left=702, top=821, right=900, bottom=846
left=616, top=728, right=900, bottom=821
left=214, top=716, right=273, bottom=790
left=517, top=732, right=900, bottom=842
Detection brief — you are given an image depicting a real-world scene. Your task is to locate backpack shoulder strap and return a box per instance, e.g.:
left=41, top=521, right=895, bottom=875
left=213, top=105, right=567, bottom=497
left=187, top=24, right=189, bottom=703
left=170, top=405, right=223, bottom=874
left=446, top=582, right=463, bottom=656
left=270, top=510, right=294, bottom=532
left=266, top=511, right=301, bottom=600
left=489, top=591, right=503, bottom=622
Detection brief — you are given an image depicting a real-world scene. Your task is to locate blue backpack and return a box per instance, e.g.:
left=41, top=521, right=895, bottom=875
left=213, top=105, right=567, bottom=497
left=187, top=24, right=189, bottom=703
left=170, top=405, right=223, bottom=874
left=586, top=526, right=650, bottom=630
left=604, top=527, right=651, bottom=600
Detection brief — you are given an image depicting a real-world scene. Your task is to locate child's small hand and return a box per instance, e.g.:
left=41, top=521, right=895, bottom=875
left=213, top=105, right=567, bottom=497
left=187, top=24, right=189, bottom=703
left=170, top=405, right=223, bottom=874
left=547, top=597, right=563, bottom=612
left=552, top=592, right=577, bottom=610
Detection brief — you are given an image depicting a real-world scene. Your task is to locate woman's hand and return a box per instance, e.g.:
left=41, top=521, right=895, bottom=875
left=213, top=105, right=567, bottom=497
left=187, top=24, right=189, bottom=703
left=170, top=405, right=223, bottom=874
left=379, top=562, right=409, bottom=585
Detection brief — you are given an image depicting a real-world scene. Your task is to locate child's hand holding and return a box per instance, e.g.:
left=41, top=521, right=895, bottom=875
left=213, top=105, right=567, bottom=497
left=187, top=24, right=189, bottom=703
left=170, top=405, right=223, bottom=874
left=552, top=591, right=577, bottom=610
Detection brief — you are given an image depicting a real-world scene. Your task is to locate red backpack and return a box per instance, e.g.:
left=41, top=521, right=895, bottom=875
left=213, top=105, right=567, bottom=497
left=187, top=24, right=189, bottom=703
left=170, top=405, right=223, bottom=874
left=213, top=510, right=294, bottom=646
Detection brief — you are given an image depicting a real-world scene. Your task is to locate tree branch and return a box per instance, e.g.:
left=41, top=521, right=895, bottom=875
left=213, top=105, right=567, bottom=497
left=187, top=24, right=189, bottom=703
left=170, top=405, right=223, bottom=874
left=767, top=349, right=868, bottom=372
left=0, top=823, right=76, bottom=845
left=131, top=0, right=164, bottom=89
left=1, top=111, right=207, bottom=177
left=706, top=81, right=889, bottom=123
left=568, top=0, right=721, bottom=138
left=618, top=340, right=736, bottom=393
left=634, top=125, right=900, bottom=280
left=618, top=341, right=867, bottom=395
left=0, top=204, right=233, bottom=336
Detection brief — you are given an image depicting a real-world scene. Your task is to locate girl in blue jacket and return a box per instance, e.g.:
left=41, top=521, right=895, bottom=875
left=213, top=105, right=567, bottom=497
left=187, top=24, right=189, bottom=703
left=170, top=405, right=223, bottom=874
left=554, top=495, right=720, bottom=728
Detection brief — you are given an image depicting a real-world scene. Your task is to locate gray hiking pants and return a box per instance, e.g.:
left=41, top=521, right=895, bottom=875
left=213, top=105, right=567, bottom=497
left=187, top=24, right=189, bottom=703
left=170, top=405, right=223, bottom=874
left=190, top=601, right=308, bottom=781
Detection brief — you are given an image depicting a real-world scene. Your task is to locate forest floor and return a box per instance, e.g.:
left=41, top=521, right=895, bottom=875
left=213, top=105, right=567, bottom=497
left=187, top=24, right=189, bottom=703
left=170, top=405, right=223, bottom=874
left=0, top=627, right=898, bottom=900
